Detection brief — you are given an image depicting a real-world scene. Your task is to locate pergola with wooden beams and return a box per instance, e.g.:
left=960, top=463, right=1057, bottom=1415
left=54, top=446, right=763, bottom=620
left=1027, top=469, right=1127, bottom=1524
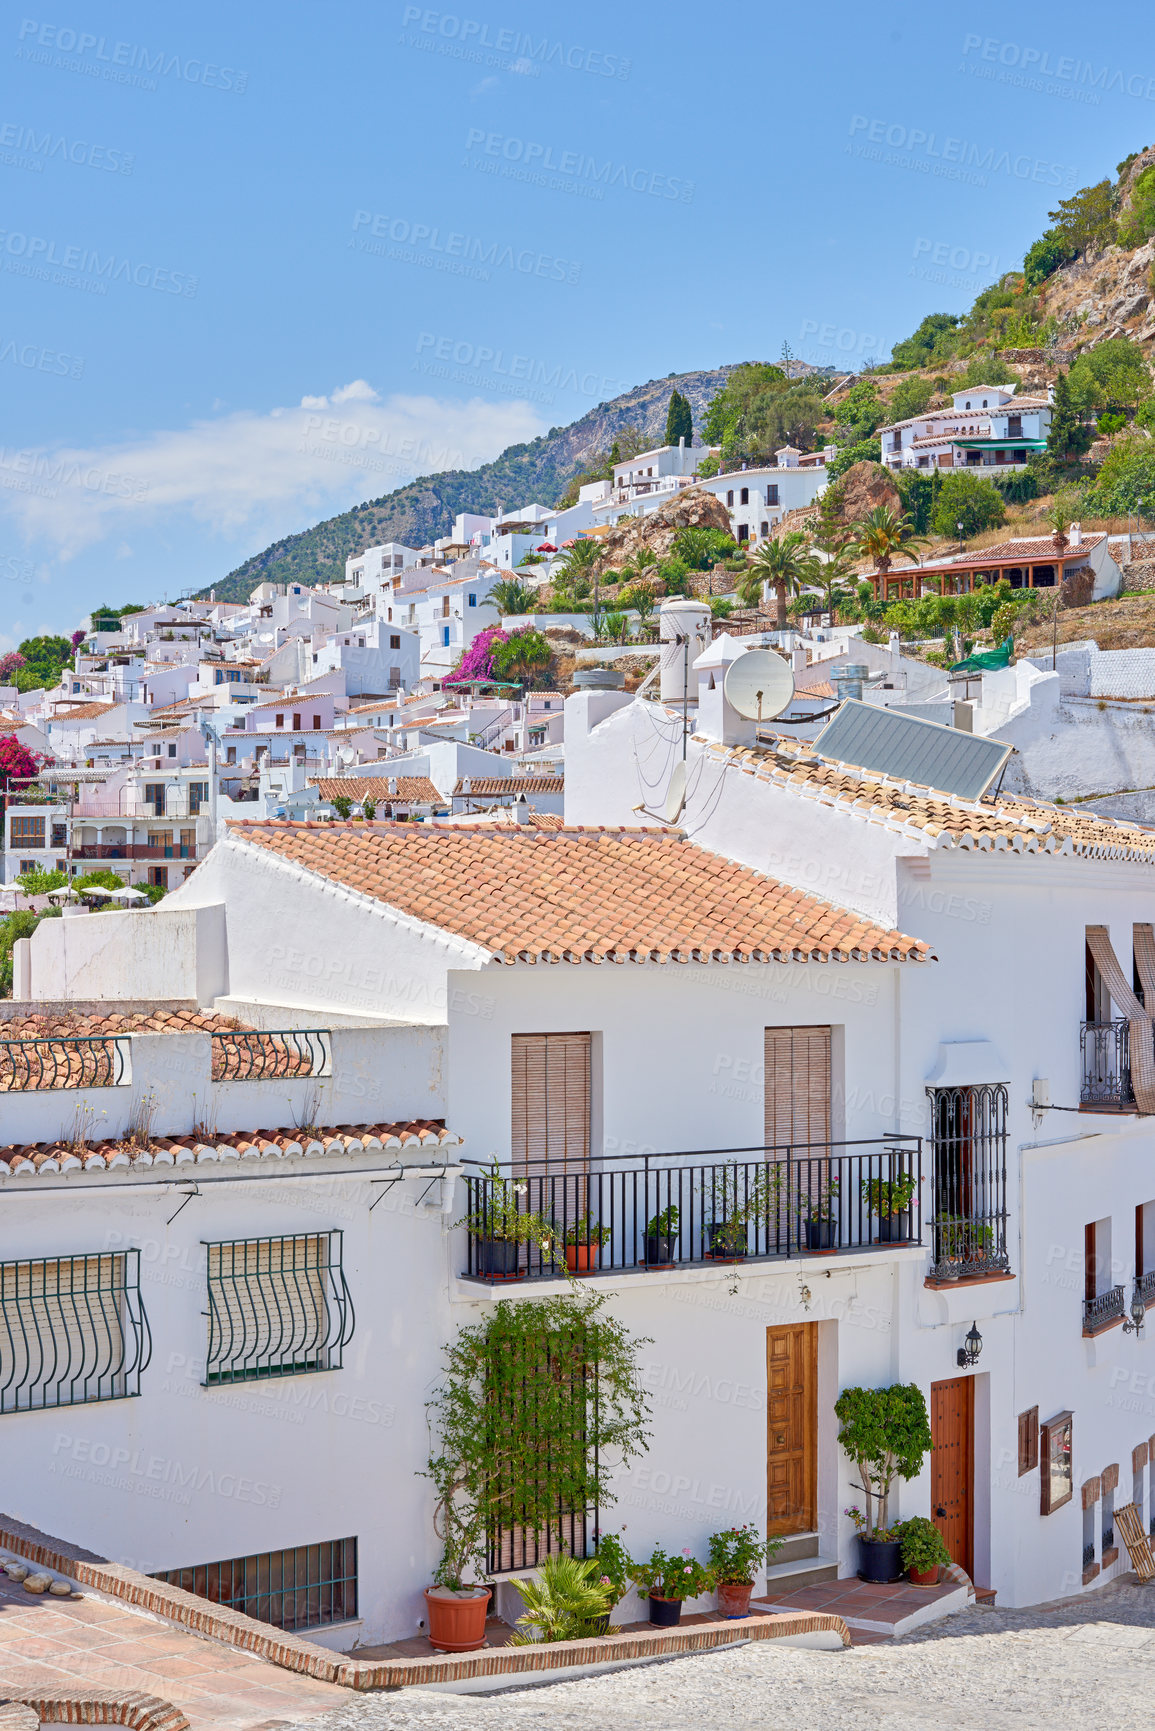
left=864, top=533, right=1102, bottom=601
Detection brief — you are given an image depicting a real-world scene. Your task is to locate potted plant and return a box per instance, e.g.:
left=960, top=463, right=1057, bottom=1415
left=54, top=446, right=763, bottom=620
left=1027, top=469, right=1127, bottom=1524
left=835, top=1382, right=933, bottom=1583
left=630, top=1545, right=713, bottom=1627
left=561, top=1212, right=612, bottom=1274
left=703, top=1163, right=775, bottom=1260
left=458, top=1159, right=553, bottom=1277
left=861, top=1173, right=917, bottom=1243
left=707, top=1523, right=781, bottom=1619
left=934, top=1214, right=993, bottom=1278
left=423, top=1447, right=492, bottom=1654
left=895, top=1515, right=951, bottom=1586
left=644, top=1204, right=679, bottom=1265
left=595, top=1531, right=632, bottom=1626
left=800, top=1176, right=840, bottom=1252
left=508, top=1554, right=616, bottom=1643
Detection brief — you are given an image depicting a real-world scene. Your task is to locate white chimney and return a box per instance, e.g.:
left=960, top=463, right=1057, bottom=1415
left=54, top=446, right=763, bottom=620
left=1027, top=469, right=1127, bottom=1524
left=461, top=776, right=471, bottom=796
left=514, top=794, right=530, bottom=824
left=388, top=777, right=398, bottom=796
left=1070, top=522, right=1082, bottom=546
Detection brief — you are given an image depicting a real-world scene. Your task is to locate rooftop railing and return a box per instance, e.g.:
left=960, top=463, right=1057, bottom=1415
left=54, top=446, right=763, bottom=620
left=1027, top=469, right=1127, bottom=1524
left=211, top=1029, right=332, bottom=1082
left=460, top=1138, right=922, bottom=1283
left=0, top=1035, right=132, bottom=1093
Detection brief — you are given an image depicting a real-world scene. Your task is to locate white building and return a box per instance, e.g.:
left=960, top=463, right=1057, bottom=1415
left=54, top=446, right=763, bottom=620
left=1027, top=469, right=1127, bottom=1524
left=697, top=448, right=831, bottom=543
left=879, top=385, right=1052, bottom=473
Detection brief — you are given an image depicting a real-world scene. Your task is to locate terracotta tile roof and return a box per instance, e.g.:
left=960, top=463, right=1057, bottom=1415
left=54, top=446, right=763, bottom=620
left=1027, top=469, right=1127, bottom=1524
left=712, top=736, right=1155, bottom=863
left=0, top=1010, right=259, bottom=1092
left=311, top=776, right=443, bottom=804
left=49, top=703, right=116, bottom=722
left=0, top=1121, right=460, bottom=1177
left=453, top=777, right=564, bottom=795
left=226, top=821, right=929, bottom=965
left=921, top=534, right=1105, bottom=570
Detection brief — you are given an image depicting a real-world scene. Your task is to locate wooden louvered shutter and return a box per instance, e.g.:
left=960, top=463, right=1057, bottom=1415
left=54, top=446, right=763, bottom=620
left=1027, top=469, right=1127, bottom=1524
left=511, top=1033, right=591, bottom=1238
left=1018, top=1406, right=1039, bottom=1475
left=1, top=1256, right=126, bottom=1410
left=764, top=1027, right=831, bottom=1149
left=207, top=1237, right=328, bottom=1381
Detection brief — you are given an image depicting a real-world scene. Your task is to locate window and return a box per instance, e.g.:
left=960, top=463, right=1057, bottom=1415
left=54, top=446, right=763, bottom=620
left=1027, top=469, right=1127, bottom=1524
left=204, top=1233, right=353, bottom=1384
left=51, top=823, right=67, bottom=849
left=0, top=1252, right=149, bottom=1413
left=147, top=830, right=167, bottom=850
left=737, top=524, right=749, bottom=543
left=388, top=666, right=402, bottom=690
left=468, top=593, right=477, bottom=607
left=766, top=484, right=779, bottom=506
left=442, top=597, right=451, bottom=617
left=1082, top=1475, right=1099, bottom=1576
left=226, top=746, right=237, bottom=764
left=149, top=866, right=168, bottom=889
left=390, top=634, right=401, bottom=649
left=1086, top=1217, right=1112, bottom=1301
left=761, top=521, right=769, bottom=537
left=188, top=782, right=209, bottom=814
left=168, top=743, right=177, bottom=758
left=740, top=487, right=749, bottom=505
left=10, top=816, right=45, bottom=848
left=1102, top=1462, right=1119, bottom=1563
left=1134, top=1441, right=1149, bottom=1533
left=275, top=713, right=284, bottom=728
left=927, top=1085, right=1010, bottom=1278
left=442, top=626, right=450, bottom=646
left=18, top=859, right=36, bottom=874
left=153, top=1537, right=356, bottom=1632
left=313, top=714, right=322, bottom=730
left=1017, top=1406, right=1039, bottom=1475
left=726, top=489, right=734, bottom=506
left=764, top=1027, right=831, bottom=1147
left=293, top=713, right=301, bottom=731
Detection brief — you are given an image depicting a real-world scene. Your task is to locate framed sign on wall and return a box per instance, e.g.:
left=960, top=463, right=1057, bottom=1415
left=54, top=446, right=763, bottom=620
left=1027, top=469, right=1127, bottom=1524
left=1040, top=1410, right=1074, bottom=1515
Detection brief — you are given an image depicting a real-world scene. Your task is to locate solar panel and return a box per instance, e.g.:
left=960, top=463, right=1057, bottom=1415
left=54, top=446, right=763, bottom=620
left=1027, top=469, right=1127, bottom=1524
left=811, top=700, right=1012, bottom=800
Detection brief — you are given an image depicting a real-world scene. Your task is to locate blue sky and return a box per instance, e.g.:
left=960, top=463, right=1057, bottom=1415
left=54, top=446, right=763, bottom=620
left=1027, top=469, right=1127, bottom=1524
left=2, top=0, right=1151, bottom=637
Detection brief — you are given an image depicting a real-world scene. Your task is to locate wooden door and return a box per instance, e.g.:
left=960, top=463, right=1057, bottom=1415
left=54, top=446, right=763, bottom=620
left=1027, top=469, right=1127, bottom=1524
left=931, top=1375, right=974, bottom=1576
left=766, top=1324, right=816, bottom=1535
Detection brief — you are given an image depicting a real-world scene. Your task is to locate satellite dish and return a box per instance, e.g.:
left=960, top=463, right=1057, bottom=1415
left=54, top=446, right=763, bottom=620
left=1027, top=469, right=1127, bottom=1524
left=664, top=761, right=687, bottom=822
left=339, top=745, right=356, bottom=766
left=722, top=648, right=795, bottom=723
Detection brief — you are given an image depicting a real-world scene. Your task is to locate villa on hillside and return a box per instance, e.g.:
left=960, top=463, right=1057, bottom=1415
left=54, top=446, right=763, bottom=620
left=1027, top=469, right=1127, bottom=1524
left=878, top=385, right=1053, bottom=474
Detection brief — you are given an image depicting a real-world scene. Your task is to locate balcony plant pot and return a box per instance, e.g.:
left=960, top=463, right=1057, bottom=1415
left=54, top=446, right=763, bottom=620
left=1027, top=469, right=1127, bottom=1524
left=644, top=1234, right=676, bottom=1265
left=565, top=1243, right=600, bottom=1274
left=716, top=1579, right=754, bottom=1619
left=424, top=1585, right=490, bottom=1652
left=804, top=1219, right=837, bottom=1252
left=876, top=1216, right=910, bottom=1244
left=908, top=1564, right=941, bottom=1587
left=476, top=1238, right=520, bottom=1278
left=648, top=1594, right=682, bottom=1627
left=857, top=1537, right=903, bottom=1584
left=707, top=1224, right=747, bottom=1261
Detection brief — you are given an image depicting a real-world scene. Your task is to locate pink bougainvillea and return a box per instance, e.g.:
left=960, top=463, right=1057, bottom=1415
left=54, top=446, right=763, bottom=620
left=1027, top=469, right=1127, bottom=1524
left=446, top=625, right=508, bottom=684
left=0, top=652, right=26, bottom=683
left=70, top=630, right=86, bottom=653
left=0, top=735, right=41, bottom=797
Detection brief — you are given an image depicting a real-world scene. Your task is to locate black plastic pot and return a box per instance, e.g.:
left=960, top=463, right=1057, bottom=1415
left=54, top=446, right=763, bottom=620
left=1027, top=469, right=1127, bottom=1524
left=805, top=1219, right=837, bottom=1251
left=476, top=1238, right=520, bottom=1277
left=857, top=1536, right=904, bottom=1583
left=707, top=1223, right=747, bottom=1259
left=645, top=1234, right=676, bottom=1264
left=876, top=1216, right=910, bottom=1243
left=648, top=1595, right=682, bottom=1627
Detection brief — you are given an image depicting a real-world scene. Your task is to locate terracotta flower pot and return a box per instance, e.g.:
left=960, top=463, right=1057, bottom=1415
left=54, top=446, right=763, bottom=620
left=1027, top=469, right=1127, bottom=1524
left=908, top=1564, right=941, bottom=1586
left=565, top=1243, right=600, bottom=1273
left=716, top=1579, right=754, bottom=1618
left=424, top=1586, right=490, bottom=1652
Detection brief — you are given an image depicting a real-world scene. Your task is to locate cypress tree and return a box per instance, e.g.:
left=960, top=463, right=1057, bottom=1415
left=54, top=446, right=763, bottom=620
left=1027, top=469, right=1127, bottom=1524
left=665, top=389, right=693, bottom=447
left=1047, top=370, right=1092, bottom=459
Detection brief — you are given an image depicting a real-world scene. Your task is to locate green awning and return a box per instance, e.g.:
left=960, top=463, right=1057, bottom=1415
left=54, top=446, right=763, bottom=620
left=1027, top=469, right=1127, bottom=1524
left=951, top=438, right=1048, bottom=451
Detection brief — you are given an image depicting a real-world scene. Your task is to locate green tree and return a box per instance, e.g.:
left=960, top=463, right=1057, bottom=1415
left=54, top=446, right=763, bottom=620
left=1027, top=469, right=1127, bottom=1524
left=1067, top=337, right=1151, bottom=410
left=836, top=381, right=886, bottom=444
left=664, top=388, right=693, bottom=448
left=13, top=635, right=73, bottom=694
left=852, top=504, right=919, bottom=580
left=1022, top=227, right=1075, bottom=289
left=1047, top=370, right=1093, bottom=459
left=743, top=532, right=819, bottom=627
left=825, top=441, right=882, bottom=483
left=1084, top=438, right=1155, bottom=514
left=835, top=1382, right=933, bottom=1535
left=892, top=469, right=935, bottom=535
left=673, top=526, right=737, bottom=569
left=888, top=376, right=934, bottom=424
left=489, top=578, right=535, bottom=615
left=491, top=626, right=553, bottom=687
left=0, top=907, right=58, bottom=996
left=889, top=313, right=961, bottom=371
left=930, top=472, right=1006, bottom=540
left=1048, top=181, right=1117, bottom=257
left=1118, top=165, right=1155, bottom=248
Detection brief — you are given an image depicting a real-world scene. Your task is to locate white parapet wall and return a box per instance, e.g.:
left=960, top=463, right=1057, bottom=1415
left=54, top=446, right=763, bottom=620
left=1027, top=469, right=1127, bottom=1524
left=15, top=905, right=228, bottom=1006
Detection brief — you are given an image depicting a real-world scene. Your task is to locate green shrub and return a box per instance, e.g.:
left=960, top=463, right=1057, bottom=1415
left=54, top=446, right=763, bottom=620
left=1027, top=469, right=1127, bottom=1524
left=930, top=471, right=1006, bottom=539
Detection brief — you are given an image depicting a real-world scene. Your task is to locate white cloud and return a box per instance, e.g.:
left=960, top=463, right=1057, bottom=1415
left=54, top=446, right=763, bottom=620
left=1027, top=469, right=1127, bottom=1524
left=0, top=383, right=546, bottom=558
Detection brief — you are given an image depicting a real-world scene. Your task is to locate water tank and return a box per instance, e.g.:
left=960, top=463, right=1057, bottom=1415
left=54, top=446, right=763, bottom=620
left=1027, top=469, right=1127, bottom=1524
left=572, top=667, right=626, bottom=690
left=834, top=662, right=869, bottom=702
left=660, top=599, right=711, bottom=706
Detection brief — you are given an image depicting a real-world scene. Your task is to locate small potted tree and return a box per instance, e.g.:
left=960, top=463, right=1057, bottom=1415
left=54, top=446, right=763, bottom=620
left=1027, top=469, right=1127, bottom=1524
left=895, top=1515, right=951, bottom=1586
left=459, top=1159, right=553, bottom=1277
left=630, top=1545, right=713, bottom=1627
left=707, top=1524, right=781, bottom=1619
left=422, top=1443, right=492, bottom=1653
left=835, top=1382, right=933, bottom=1583
left=800, top=1176, right=840, bottom=1252
left=861, top=1172, right=917, bottom=1243
left=644, top=1204, right=679, bottom=1265
left=561, top=1211, right=612, bottom=1274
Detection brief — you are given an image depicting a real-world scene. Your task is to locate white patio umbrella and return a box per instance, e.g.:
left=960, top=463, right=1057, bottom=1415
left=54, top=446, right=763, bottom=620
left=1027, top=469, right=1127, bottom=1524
left=46, top=885, right=81, bottom=904
left=104, top=885, right=150, bottom=903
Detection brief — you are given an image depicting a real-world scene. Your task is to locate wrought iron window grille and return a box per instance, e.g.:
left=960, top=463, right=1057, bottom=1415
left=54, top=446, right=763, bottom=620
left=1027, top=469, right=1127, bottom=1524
left=153, top=1536, right=356, bottom=1631
left=1081, top=1020, right=1134, bottom=1109
left=1083, top=1285, right=1126, bottom=1336
left=0, top=1250, right=151, bottom=1413
left=926, top=1084, right=1010, bottom=1281
left=203, top=1232, right=353, bottom=1385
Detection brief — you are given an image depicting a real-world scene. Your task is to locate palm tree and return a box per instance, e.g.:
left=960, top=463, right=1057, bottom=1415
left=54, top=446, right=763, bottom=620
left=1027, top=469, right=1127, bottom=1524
left=811, top=547, right=859, bottom=624
left=489, top=578, right=535, bottom=615
left=851, top=505, right=920, bottom=593
left=559, top=538, right=603, bottom=579
left=741, top=532, right=819, bottom=628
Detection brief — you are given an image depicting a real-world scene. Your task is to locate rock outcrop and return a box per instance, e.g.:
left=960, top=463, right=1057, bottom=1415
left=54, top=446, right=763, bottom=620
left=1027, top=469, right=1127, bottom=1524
left=600, top=486, right=732, bottom=567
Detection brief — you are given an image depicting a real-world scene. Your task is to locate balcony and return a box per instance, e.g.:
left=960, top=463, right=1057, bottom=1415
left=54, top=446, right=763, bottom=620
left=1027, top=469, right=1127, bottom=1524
left=1084, top=1285, right=1126, bottom=1336
left=72, top=844, right=196, bottom=861
left=460, top=1139, right=922, bottom=1283
left=1081, top=1020, right=1134, bottom=1109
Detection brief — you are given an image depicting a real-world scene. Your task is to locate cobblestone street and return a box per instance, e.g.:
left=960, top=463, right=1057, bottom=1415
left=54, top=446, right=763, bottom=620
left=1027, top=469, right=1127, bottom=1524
left=299, top=1583, right=1155, bottom=1731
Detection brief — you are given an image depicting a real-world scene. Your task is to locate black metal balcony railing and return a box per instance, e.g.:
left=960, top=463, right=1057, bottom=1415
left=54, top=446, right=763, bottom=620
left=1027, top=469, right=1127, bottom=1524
left=210, top=1029, right=332, bottom=1083
left=0, top=1035, right=131, bottom=1093
left=1081, top=1020, right=1134, bottom=1108
left=1136, top=1270, right=1155, bottom=1309
left=460, top=1139, right=922, bottom=1283
left=1084, top=1285, right=1126, bottom=1336
left=72, top=844, right=195, bottom=861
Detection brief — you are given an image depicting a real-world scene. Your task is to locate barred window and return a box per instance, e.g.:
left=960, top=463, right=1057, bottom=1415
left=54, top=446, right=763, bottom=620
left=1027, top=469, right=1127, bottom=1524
left=928, top=1084, right=1010, bottom=1279
left=10, top=816, right=45, bottom=847
left=153, top=1537, right=356, bottom=1631
left=204, top=1233, right=354, bottom=1385
left=0, top=1252, right=150, bottom=1414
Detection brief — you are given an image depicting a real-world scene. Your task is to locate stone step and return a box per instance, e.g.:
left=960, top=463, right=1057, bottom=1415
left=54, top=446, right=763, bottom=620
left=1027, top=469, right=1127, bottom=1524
left=772, top=1531, right=820, bottom=1565
left=762, top=1554, right=840, bottom=1593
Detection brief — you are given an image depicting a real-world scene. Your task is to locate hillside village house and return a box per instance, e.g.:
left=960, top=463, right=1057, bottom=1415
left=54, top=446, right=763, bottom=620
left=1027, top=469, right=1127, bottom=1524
left=8, top=643, right=1155, bottom=1639
left=878, top=384, right=1053, bottom=473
